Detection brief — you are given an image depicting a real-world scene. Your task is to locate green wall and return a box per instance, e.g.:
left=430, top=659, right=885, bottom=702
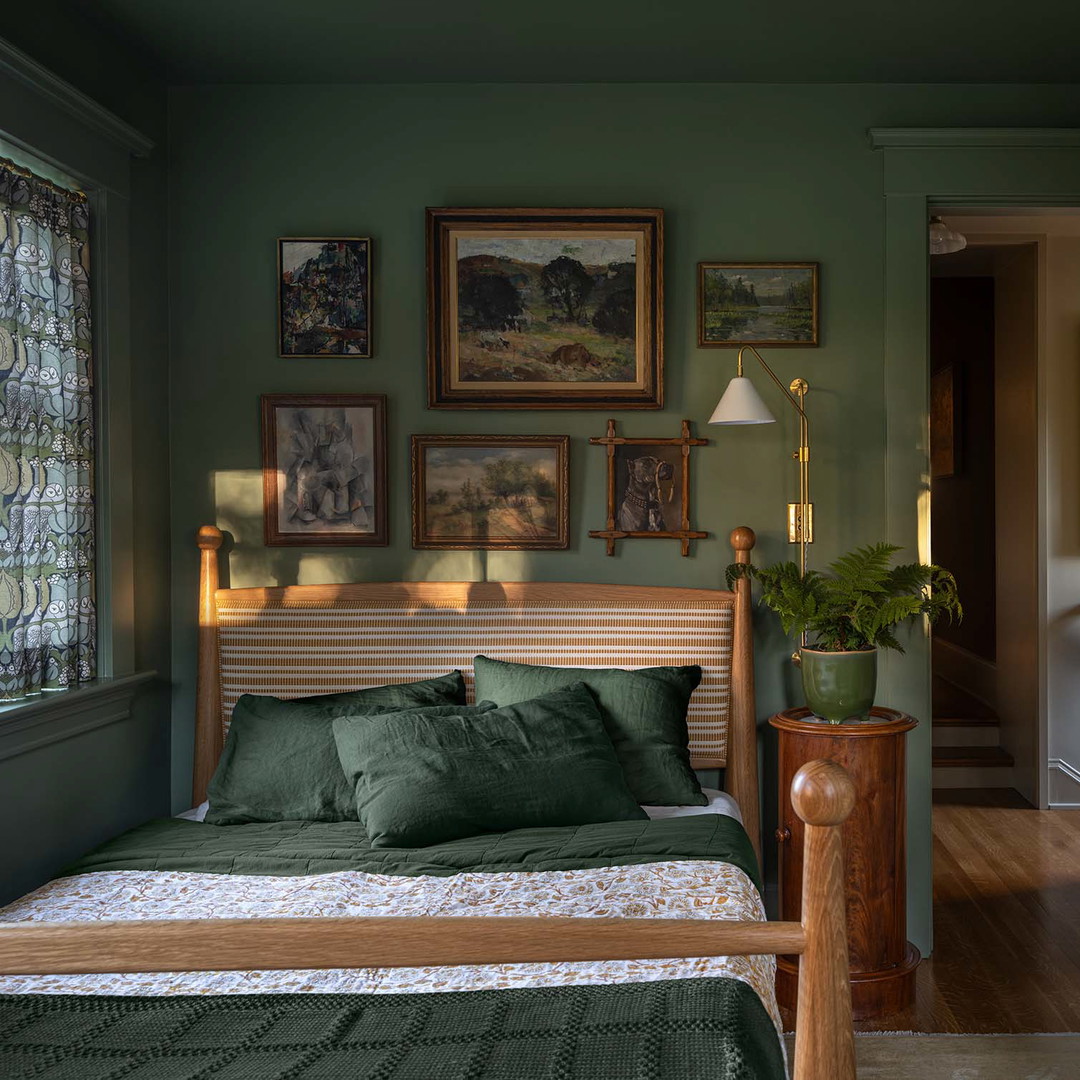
left=168, top=83, right=1080, bottom=952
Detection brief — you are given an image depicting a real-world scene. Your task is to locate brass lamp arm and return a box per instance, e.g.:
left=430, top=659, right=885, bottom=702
left=737, top=345, right=808, bottom=422
left=735, top=346, right=812, bottom=580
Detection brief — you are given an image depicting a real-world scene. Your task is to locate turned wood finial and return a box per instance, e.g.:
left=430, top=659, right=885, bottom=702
left=197, top=525, right=223, bottom=551
left=792, top=760, right=856, bottom=827
left=729, top=526, right=756, bottom=558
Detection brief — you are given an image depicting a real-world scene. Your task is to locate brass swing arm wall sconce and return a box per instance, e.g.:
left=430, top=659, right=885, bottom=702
left=708, top=344, right=813, bottom=577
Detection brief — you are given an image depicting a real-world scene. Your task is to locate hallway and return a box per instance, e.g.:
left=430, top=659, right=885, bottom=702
left=860, top=790, right=1080, bottom=1033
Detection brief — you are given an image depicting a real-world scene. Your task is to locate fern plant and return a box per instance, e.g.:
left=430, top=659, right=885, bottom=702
left=726, top=543, right=962, bottom=653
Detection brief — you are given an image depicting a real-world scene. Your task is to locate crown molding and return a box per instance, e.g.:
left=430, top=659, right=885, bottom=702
left=870, top=128, right=1080, bottom=150
left=0, top=36, right=154, bottom=158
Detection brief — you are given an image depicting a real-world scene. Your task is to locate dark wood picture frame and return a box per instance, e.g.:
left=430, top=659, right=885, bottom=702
left=427, top=207, right=663, bottom=409
left=698, top=261, right=819, bottom=348
left=589, top=420, right=707, bottom=556
left=930, top=363, right=962, bottom=479
left=261, top=394, right=387, bottom=546
left=411, top=434, right=569, bottom=550
left=278, top=237, right=372, bottom=358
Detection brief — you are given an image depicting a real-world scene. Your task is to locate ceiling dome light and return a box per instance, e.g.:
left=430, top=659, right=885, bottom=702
left=929, top=216, right=968, bottom=256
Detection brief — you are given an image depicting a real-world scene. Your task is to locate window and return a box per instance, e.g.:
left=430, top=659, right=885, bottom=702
left=0, top=158, right=94, bottom=699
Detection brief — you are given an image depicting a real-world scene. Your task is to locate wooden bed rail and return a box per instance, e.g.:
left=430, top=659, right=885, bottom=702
left=0, top=917, right=807, bottom=974
left=0, top=761, right=855, bottom=1080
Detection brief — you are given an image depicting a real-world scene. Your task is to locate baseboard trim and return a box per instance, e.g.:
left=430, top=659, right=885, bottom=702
left=1048, top=758, right=1080, bottom=808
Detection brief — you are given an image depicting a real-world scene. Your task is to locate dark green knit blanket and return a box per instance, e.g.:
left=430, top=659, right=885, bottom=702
left=0, top=979, right=786, bottom=1079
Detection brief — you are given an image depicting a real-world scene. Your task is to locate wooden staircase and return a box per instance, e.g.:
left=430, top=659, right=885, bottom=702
left=931, top=675, right=1014, bottom=788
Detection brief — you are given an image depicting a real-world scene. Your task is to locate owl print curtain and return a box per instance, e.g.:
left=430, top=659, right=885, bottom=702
left=0, top=161, right=94, bottom=699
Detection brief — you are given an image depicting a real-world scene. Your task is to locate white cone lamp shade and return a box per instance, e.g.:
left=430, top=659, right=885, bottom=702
left=708, top=376, right=777, bottom=425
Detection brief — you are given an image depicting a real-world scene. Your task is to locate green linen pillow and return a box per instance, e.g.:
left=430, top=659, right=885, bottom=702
left=472, top=655, right=705, bottom=807
left=205, top=672, right=470, bottom=825
left=332, top=683, right=648, bottom=848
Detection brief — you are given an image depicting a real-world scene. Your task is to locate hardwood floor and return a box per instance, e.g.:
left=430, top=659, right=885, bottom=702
left=781, top=788, right=1080, bottom=1033
left=869, top=789, right=1080, bottom=1032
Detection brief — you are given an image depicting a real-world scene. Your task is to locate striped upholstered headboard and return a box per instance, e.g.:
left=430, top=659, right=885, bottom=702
left=216, top=584, right=734, bottom=761
left=193, top=526, right=760, bottom=854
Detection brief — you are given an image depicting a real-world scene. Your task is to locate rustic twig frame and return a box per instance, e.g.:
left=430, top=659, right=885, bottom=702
left=589, top=420, right=707, bottom=556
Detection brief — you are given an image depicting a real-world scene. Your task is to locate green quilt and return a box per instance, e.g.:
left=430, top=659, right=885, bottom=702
left=1, top=815, right=785, bottom=1080
left=62, top=813, right=763, bottom=892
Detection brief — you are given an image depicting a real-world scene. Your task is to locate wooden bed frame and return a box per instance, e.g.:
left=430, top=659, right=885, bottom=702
left=0, top=524, right=857, bottom=1080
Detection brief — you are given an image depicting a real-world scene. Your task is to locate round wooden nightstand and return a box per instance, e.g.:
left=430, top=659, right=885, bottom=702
left=770, top=705, right=919, bottom=1020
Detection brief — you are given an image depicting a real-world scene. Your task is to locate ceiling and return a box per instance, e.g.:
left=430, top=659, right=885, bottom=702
left=64, top=0, right=1080, bottom=84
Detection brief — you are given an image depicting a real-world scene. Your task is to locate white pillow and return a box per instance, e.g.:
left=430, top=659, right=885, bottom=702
left=176, top=801, right=210, bottom=822
left=641, top=788, right=742, bottom=825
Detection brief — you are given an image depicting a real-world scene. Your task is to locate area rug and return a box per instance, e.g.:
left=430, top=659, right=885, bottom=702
left=784, top=1034, right=1080, bottom=1078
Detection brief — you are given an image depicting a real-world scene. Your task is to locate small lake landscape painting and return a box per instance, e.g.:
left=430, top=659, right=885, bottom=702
left=412, top=435, right=569, bottom=549
left=428, top=208, right=663, bottom=408
left=698, top=262, right=818, bottom=347
left=279, top=238, right=371, bottom=357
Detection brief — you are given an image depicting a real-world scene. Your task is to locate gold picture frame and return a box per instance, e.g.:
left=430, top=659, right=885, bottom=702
left=427, top=207, right=663, bottom=409
left=698, top=261, right=819, bottom=348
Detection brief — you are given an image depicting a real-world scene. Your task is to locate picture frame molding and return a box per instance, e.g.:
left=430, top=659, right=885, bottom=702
left=278, top=236, right=373, bottom=359
left=427, top=207, right=664, bottom=409
left=411, top=433, right=570, bottom=550
left=261, top=393, right=388, bottom=547
left=697, top=260, right=819, bottom=348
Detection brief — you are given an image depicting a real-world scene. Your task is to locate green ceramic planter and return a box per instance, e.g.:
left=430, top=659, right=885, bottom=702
left=800, top=647, right=877, bottom=723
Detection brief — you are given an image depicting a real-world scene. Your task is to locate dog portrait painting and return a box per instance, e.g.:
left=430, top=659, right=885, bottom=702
left=613, top=446, right=682, bottom=533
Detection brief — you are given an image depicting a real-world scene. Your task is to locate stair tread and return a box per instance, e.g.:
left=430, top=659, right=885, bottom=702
left=932, top=717, right=1000, bottom=727
left=932, top=745, right=1014, bottom=767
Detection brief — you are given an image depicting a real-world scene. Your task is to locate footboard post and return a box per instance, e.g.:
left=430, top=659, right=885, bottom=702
left=791, top=760, right=856, bottom=1080
left=727, top=526, right=760, bottom=863
left=192, top=526, right=224, bottom=806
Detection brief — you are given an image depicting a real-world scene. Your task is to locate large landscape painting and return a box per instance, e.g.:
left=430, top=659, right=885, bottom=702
left=428, top=209, right=663, bottom=408
left=698, top=262, right=818, bottom=347
left=412, top=435, right=569, bottom=549
left=279, top=238, right=371, bottom=357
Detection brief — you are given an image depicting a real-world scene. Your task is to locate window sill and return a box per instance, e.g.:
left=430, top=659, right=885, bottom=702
left=0, top=672, right=157, bottom=761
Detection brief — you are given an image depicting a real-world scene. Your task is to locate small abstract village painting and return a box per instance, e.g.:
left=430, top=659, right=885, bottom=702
left=427, top=208, right=663, bottom=408
left=279, top=238, right=372, bottom=357
left=698, top=262, right=818, bottom=347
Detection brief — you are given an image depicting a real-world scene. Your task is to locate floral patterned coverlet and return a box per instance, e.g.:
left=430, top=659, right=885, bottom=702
left=0, top=859, right=778, bottom=1031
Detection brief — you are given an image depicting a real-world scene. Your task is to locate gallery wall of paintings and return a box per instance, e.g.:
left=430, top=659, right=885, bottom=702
left=263, top=211, right=819, bottom=558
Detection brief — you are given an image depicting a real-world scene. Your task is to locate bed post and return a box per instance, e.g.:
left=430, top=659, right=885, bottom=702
left=791, top=759, right=857, bottom=1080
left=192, top=525, right=224, bottom=806
left=727, top=526, right=760, bottom=863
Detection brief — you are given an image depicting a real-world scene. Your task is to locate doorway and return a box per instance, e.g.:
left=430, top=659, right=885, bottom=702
left=929, top=228, right=1039, bottom=806
left=893, top=208, right=1080, bottom=1034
